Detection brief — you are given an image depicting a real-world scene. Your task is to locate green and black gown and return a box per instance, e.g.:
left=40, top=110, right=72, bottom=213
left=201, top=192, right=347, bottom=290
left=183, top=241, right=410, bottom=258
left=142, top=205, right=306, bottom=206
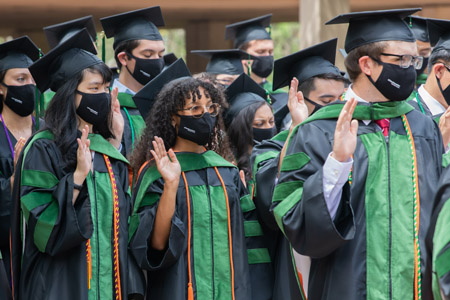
left=250, top=130, right=306, bottom=300
left=273, top=101, right=444, bottom=299
left=427, top=164, right=450, bottom=299
left=0, top=118, right=40, bottom=285
left=129, top=150, right=258, bottom=300
left=10, top=130, right=133, bottom=300
left=118, top=92, right=145, bottom=157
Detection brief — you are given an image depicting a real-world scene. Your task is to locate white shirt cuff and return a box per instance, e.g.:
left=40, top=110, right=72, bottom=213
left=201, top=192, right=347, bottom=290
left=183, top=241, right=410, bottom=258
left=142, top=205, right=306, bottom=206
left=322, top=153, right=353, bottom=219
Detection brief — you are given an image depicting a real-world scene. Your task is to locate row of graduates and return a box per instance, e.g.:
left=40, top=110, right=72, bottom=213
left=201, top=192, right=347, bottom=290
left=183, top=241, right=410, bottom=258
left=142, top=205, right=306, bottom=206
left=0, top=5, right=312, bottom=300
left=0, top=4, right=450, bottom=300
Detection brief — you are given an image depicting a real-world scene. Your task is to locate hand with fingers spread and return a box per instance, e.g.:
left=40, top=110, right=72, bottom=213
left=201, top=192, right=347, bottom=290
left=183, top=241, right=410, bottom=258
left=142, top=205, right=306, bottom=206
left=150, top=136, right=181, bottom=250
left=331, top=98, right=359, bottom=162
left=74, top=125, right=92, bottom=186
left=288, top=78, right=309, bottom=127
left=439, top=106, right=450, bottom=147
left=150, top=136, right=181, bottom=185
left=109, top=87, right=124, bottom=149
left=10, top=137, right=26, bottom=188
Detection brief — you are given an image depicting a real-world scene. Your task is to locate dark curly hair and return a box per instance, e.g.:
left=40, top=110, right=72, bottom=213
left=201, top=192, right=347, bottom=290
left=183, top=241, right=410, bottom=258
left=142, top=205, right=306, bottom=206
left=130, top=77, right=233, bottom=171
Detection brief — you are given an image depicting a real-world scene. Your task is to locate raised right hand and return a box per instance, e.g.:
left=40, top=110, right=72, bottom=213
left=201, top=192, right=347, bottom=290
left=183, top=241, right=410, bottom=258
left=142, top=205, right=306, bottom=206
left=150, top=136, right=181, bottom=185
left=331, top=98, right=358, bottom=162
left=288, top=77, right=309, bottom=127
left=74, top=125, right=92, bottom=185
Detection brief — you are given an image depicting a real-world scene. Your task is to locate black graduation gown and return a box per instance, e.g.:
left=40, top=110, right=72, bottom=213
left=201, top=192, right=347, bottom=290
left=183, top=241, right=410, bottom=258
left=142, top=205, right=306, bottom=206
left=10, top=130, right=132, bottom=300
left=128, top=151, right=254, bottom=300
left=273, top=101, right=444, bottom=300
left=250, top=130, right=306, bottom=300
left=0, top=118, right=40, bottom=293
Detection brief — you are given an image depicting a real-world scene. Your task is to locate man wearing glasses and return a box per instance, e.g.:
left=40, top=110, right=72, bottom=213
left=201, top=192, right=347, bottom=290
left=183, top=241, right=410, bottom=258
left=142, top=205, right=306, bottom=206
left=272, top=8, right=445, bottom=299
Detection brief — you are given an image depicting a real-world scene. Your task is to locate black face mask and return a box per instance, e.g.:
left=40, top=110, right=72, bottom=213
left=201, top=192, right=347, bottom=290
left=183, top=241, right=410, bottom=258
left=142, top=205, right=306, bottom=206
left=177, top=113, right=216, bottom=146
left=76, top=91, right=111, bottom=135
left=416, top=57, right=429, bottom=77
left=126, top=52, right=164, bottom=85
left=251, top=56, right=274, bottom=78
left=1, top=83, right=35, bottom=116
left=304, top=96, right=323, bottom=115
left=367, top=58, right=416, bottom=101
left=253, top=126, right=276, bottom=143
left=436, top=75, right=450, bottom=106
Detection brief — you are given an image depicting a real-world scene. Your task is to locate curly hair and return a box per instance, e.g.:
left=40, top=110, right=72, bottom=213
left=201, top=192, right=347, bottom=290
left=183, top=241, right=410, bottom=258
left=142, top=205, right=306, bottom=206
left=130, top=77, right=233, bottom=171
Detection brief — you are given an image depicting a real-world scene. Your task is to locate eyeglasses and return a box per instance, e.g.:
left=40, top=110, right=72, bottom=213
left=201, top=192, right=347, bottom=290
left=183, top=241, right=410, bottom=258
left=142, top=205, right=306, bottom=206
left=379, top=53, right=424, bottom=70
left=178, top=103, right=221, bottom=118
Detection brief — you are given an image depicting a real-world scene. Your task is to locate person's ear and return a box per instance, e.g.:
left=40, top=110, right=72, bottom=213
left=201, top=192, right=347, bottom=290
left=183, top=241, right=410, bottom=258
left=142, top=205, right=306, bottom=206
left=434, top=64, right=446, bottom=80
left=117, top=52, right=130, bottom=67
left=359, top=56, right=375, bottom=76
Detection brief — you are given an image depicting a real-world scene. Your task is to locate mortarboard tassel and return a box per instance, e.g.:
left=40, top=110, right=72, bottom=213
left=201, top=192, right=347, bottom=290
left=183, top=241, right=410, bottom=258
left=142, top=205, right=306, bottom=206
left=34, top=48, right=43, bottom=131
left=101, top=31, right=106, bottom=63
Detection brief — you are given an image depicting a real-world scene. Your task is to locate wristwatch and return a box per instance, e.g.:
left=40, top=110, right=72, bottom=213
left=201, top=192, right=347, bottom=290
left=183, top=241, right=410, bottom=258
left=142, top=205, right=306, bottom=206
left=73, top=182, right=83, bottom=191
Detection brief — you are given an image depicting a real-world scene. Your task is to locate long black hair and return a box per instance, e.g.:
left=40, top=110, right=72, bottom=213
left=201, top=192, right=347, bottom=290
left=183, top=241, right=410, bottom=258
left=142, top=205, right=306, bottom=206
left=227, top=101, right=267, bottom=182
left=0, top=70, right=7, bottom=113
left=44, top=63, right=113, bottom=169
left=130, top=77, right=232, bottom=171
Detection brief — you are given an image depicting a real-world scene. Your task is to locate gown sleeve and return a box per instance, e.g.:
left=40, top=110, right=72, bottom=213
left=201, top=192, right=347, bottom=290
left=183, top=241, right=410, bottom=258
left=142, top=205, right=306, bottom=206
left=19, top=139, right=93, bottom=256
left=0, top=156, right=13, bottom=249
left=128, top=175, right=185, bottom=271
left=272, top=122, right=356, bottom=259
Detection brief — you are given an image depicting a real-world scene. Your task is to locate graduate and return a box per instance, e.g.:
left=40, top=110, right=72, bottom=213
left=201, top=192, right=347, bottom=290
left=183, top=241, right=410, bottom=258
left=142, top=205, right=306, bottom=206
left=409, top=18, right=450, bottom=147
left=10, top=29, right=132, bottom=300
left=191, top=49, right=252, bottom=88
left=272, top=8, right=445, bottom=299
left=405, top=16, right=432, bottom=88
left=250, top=38, right=346, bottom=299
left=128, top=60, right=259, bottom=299
left=41, top=15, right=97, bottom=112
left=0, top=36, right=40, bottom=299
left=225, top=15, right=277, bottom=94
left=101, top=6, right=166, bottom=157
left=224, top=73, right=276, bottom=186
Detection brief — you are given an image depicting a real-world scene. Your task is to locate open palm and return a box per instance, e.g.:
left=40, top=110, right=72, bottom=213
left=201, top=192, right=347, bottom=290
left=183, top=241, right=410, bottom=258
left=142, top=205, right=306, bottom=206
left=332, top=98, right=358, bottom=162
left=288, top=77, right=309, bottom=127
left=150, top=136, right=181, bottom=184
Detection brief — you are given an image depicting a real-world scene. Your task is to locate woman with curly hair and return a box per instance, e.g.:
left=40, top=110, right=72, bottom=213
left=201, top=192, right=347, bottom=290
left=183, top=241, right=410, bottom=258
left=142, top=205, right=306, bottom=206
left=128, top=74, right=256, bottom=300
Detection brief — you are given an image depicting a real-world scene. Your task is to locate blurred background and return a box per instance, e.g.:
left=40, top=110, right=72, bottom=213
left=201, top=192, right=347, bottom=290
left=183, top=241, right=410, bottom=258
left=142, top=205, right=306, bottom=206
left=0, top=0, right=449, bottom=73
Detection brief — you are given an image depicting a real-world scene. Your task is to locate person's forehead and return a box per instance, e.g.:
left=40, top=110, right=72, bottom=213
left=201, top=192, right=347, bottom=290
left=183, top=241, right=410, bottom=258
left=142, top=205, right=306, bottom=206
left=248, top=39, right=274, bottom=50
left=134, top=39, right=165, bottom=52
left=313, top=78, right=345, bottom=93
left=382, top=40, right=418, bottom=54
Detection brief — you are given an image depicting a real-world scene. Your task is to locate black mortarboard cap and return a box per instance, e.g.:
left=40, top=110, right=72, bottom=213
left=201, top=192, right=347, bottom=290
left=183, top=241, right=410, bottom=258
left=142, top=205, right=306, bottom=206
left=100, top=6, right=165, bottom=49
left=427, top=18, right=450, bottom=52
left=273, top=38, right=341, bottom=90
left=326, top=8, right=421, bottom=52
left=191, top=49, right=252, bottom=75
left=133, top=58, right=191, bottom=120
left=225, top=73, right=267, bottom=125
left=29, top=29, right=102, bottom=93
left=163, top=53, right=178, bottom=67
left=0, top=36, right=40, bottom=72
left=44, top=16, right=97, bottom=49
left=225, top=14, right=272, bottom=48
left=404, top=16, right=429, bottom=42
